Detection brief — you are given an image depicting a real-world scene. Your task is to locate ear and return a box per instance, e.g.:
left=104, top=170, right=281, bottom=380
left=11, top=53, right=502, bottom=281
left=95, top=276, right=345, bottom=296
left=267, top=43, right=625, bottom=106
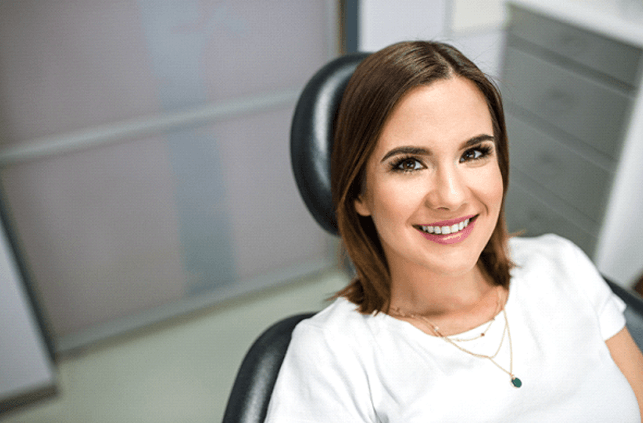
left=354, top=195, right=372, bottom=217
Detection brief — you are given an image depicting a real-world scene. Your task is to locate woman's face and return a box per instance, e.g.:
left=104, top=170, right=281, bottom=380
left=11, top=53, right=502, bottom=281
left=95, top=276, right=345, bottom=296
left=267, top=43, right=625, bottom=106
left=354, top=77, right=503, bottom=280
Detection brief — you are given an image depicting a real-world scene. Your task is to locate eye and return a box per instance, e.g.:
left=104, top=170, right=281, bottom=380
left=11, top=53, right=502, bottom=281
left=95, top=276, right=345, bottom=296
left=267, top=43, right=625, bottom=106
left=460, top=144, right=493, bottom=163
left=391, top=157, right=424, bottom=172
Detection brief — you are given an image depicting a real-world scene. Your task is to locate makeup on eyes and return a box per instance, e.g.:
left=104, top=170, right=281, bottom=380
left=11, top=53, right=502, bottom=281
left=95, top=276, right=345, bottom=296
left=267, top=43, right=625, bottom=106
left=389, top=155, right=424, bottom=172
left=460, top=143, right=494, bottom=163
left=388, top=142, right=495, bottom=172
left=379, top=134, right=495, bottom=164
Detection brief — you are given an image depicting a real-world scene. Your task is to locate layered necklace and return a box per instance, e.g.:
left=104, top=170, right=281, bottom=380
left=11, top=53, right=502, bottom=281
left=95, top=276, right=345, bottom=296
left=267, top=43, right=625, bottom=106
left=391, top=287, right=522, bottom=388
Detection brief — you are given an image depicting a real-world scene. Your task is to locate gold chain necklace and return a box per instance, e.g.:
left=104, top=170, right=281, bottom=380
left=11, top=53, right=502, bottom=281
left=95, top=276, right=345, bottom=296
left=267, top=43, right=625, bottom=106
left=391, top=291, right=522, bottom=388
left=448, top=287, right=501, bottom=342
left=391, top=286, right=500, bottom=340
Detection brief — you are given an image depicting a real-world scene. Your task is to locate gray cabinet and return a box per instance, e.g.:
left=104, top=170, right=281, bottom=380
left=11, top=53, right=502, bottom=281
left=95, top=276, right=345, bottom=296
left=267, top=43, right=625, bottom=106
left=501, top=2, right=643, bottom=258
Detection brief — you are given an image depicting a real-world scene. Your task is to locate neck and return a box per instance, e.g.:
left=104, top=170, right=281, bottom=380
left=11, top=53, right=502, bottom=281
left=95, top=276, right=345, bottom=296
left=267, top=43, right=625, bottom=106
left=389, top=262, right=495, bottom=318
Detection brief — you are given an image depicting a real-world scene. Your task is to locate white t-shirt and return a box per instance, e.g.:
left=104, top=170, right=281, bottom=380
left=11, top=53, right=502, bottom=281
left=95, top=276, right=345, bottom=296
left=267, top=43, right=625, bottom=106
left=265, top=234, right=641, bottom=422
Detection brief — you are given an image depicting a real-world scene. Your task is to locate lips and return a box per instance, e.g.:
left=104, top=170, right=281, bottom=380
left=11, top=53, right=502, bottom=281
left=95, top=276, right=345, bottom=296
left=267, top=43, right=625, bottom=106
left=414, top=215, right=478, bottom=245
left=414, top=215, right=477, bottom=236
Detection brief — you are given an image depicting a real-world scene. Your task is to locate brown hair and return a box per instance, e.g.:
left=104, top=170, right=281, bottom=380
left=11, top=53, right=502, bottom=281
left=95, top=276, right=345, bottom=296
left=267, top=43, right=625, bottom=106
left=331, top=41, right=512, bottom=314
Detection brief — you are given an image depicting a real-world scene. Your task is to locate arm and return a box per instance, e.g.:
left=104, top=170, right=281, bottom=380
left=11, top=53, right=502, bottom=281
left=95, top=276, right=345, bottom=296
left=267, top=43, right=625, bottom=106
left=606, top=327, right=643, bottom=417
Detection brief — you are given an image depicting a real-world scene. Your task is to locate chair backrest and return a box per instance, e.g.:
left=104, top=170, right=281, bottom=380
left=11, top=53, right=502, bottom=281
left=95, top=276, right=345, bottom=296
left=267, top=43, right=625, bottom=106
left=290, top=52, right=370, bottom=235
left=222, top=313, right=315, bottom=423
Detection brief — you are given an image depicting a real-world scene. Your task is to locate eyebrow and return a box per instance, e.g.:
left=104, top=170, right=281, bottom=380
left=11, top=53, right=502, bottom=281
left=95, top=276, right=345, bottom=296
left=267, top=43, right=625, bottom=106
left=380, top=134, right=495, bottom=162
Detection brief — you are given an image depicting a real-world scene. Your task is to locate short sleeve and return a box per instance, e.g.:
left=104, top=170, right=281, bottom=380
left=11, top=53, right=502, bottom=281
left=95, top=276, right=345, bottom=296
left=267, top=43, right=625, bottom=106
left=565, top=237, right=627, bottom=341
left=264, top=320, right=376, bottom=423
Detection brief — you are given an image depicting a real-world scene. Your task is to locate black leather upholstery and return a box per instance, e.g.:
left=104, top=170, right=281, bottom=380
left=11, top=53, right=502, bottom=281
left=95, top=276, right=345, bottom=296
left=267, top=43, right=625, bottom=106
left=290, top=52, right=370, bottom=235
left=222, top=313, right=315, bottom=423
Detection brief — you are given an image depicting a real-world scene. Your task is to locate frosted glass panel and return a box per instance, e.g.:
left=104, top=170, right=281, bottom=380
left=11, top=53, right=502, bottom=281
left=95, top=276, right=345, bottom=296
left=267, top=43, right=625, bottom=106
left=0, top=1, right=334, bottom=342
left=138, top=0, right=330, bottom=107
left=214, top=108, right=329, bottom=282
left=0, top=0, right=330, bottom=145
left=1, top=138, right=187, bottom=335
left=0, top=1, right=161, bottom=145
left=0, top=105, right=329, bottom=337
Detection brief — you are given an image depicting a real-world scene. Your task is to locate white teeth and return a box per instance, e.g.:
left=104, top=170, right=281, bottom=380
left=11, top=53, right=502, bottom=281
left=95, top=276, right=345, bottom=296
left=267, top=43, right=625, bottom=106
left=420, top=218, right=473, bottom=235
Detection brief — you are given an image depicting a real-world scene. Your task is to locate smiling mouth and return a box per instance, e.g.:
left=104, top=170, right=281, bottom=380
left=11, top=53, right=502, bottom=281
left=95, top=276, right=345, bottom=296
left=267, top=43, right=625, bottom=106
left=415, top=215, right=478, bottom=236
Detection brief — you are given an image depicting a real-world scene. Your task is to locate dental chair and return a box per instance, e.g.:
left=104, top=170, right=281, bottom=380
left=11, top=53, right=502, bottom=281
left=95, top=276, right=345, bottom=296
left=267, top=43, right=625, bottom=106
left=221, top=53, right=643, bottom=423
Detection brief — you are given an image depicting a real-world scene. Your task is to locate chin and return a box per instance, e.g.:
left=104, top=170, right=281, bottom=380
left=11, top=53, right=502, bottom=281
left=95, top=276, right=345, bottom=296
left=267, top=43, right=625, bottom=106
left=427, top=259, right=481, bottom=278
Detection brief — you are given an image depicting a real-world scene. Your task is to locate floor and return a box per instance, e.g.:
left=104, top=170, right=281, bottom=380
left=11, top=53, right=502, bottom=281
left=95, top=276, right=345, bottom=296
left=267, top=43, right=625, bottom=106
left=1, top=268, right=349, bottom=423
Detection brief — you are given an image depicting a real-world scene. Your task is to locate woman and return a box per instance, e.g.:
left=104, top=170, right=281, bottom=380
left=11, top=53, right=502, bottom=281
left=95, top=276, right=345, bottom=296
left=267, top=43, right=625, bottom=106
left=266, top=41, right=643, bottom=421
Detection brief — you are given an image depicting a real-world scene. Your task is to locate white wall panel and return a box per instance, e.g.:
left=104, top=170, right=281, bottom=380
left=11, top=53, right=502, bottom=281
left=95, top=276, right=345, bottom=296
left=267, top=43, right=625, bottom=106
left=359, top=0, right=447, bottom=51
left=451, top=0, right=507, bottom=33
left=449, top=30, right=506, bottom=78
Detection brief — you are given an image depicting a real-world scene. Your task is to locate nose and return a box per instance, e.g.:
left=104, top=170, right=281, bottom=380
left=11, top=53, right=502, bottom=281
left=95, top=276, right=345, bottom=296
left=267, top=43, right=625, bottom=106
left=425, top=164, right=467, bottom=211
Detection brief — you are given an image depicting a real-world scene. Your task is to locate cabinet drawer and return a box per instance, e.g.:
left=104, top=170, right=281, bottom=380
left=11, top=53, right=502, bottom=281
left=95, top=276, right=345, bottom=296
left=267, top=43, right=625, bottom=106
left=508, top=6, right=643, bottom=86
left=507, top=115, right=612, bottom=222
left=503, top=47, right=631, bottom=159
left=504, top=180, right=597, bottom=256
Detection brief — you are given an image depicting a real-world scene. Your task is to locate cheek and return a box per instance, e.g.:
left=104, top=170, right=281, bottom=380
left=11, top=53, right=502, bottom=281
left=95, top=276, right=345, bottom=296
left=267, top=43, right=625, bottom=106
left=479, top=165, right=504, bottom=210
left=372, top=179, right=422, bottom=217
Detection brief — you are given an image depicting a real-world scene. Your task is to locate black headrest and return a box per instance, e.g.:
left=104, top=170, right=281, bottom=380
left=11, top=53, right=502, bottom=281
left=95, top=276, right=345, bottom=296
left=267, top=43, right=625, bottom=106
left=290, top=53, right=370, bottom=236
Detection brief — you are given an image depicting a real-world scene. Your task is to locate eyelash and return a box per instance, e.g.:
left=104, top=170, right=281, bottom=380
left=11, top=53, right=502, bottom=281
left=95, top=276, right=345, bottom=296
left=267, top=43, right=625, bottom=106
left=389, top=156, right=424, bottom=173
left=389, top=144, right=494, bottom=173
left=460, top=144, right=494, bottom=163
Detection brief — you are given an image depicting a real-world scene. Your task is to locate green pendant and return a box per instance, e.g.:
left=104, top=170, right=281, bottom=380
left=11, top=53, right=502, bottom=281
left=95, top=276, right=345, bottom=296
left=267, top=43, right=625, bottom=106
left=511, top=377, right=522, bottom=388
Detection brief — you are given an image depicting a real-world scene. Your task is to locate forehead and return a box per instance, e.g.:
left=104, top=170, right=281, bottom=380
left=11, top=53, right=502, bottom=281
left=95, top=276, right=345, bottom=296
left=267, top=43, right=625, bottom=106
left=374, top=77, right=493, bottom=154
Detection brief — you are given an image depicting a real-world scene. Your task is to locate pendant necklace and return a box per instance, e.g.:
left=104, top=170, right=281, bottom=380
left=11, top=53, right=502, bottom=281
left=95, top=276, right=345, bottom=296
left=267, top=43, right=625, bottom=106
left=391, top=290, right=522, bottom=388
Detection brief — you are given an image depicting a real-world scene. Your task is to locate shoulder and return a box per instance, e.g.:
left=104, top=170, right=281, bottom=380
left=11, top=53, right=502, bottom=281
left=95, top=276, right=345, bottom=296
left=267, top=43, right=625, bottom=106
left=509, top=233, right=579, bottom=265
left=509, top=234, right=626, bottom=339
left=507, top=233, right=606, bottom=310
left=267, top=298, right=378, bottom=421
left=509, top=233, right=601, bottom=283
left=508, top=233, right=593, bottom=281
left=307, top=296, right=368, bottom=327
left=291, top=297, right=371, bottom=348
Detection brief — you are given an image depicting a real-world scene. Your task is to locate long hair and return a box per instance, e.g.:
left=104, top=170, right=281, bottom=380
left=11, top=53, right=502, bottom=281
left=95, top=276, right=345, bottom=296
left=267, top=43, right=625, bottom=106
left=331, top=41, right=512, bottom=314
